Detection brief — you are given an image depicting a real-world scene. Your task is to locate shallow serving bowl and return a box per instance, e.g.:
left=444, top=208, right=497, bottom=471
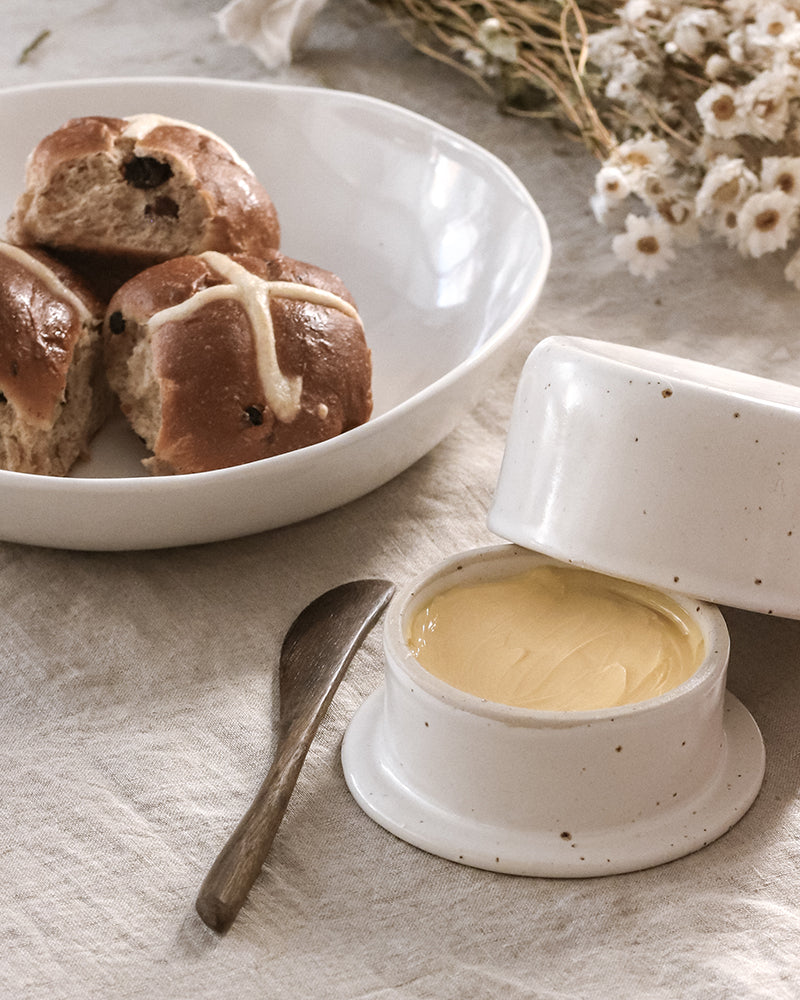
left=342, top=544, right=765, bottom=876
left=0, top=77, right=550, bottom=550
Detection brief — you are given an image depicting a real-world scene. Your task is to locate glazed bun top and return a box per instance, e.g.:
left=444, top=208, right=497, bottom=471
left=0, top=241, right=103, bottom=427
left=104, top=250, right=373, bottom=475
left=7, top=114, right=281, bottom=263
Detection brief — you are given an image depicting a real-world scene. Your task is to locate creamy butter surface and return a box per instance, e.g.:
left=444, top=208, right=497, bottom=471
left=406, top=565, right=705, bottom=711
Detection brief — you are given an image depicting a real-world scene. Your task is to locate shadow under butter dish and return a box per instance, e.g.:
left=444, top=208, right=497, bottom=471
left=406, top=564, right=705, bottom=712
left=342, top=546, right=765, bottom=877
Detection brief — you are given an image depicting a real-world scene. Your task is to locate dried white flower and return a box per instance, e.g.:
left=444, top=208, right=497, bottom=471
left=613, top=133, right=675, bottom=181
left=476, top=17, right=517, bottom=63
left=667, top=8, right=728, bottom=60
left=474, top=0, right=800, bottom=288
left=604, top=52, right=648, bottom=106
left=612, top=213, right=677, bottom=279
left=638, top=169, right=674, bottom=203
left=705, top=53, right=730, bottom=79
left=737, top=190, right=798, bottom=257
left=215, top=0, right=328, bottom=69
left=693, top=157, right=758, bottom=246
left=621, top=0, right=676, bottom=31
left=696, top=83, right=749, bottom=139
left=695, top=156, right=759, bottom=217
left=654, top=193, right=700, bottom=244
left=586, top=26, right=630, bottom=71
left=591, top=165, right=633, bottom=224
left=748, top=2, right=800, bottom=52
left=620, top=0, right=656, bottom=28
left=761, top=156, right=800, bottom=202
left=596, top=165, right=632, bottom=203
left=722, top=0, right=761, bottom=27
left=741, top=69, right=794, bottom=142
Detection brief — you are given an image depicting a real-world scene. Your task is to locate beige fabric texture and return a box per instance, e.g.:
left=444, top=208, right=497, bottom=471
left=2, top=2, right=800, bottom=998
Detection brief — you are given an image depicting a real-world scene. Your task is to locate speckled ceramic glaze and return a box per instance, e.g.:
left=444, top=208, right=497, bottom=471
left=342, top=545, right=765, bottom=876
left=489, top=336, right=800, bottom=619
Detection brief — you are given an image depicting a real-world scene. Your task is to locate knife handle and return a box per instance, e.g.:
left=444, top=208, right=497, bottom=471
left=195, top=730, right=312, bottom=933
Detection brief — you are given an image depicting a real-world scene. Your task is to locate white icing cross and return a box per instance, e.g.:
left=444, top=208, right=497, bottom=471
left=122, top=114, right=253, bottom=173
left=0, top=243, right=92, bottom=325
left=147, top=251, right=361, bottom=424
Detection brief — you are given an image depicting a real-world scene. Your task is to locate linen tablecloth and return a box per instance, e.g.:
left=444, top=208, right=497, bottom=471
left=2, top=2, right=799, bottom=997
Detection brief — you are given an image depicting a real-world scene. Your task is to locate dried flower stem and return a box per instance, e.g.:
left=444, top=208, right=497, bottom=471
left=372, top=0, right=618, bottom=151
left=18, top=28, right=50, bottom=65
left=370, top=0, right=800, bottom=286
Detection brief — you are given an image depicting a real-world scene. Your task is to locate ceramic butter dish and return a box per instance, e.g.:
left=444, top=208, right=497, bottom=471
left=343, top=336, right=796, bottom=875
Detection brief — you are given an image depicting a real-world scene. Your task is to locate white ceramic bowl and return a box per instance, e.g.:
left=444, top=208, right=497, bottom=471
left=0, top=77, right=550, bottom=550
left=343, top=545, right=764, bottom=876
left=489, top=336, right=800, bottom=619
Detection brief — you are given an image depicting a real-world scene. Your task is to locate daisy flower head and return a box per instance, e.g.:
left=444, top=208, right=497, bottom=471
left=604, top=52, right=648, bottom=107
left=756, top=1, right=798, bottom=30
left=761, top=156, right=800, bottom=202
left=748, top=2, right=800, bottom=52
left=612, top=213, right=677, bottom=279
left=655, top=194, right=700, bottom=245
left=594, top=163, right=631, bottom=208
left=591, top=164, right=633, bottom=224
left=626, top=0, right=685, bottom=30
left=736, top=189, right=799, bottom=257
left=695, top=156, right=759, bottom=217
left=741, top=69, right=794, bottom=142
left=696, top=82, right=749, bottom=140
left=621, top=0, right=666, bottom=31
left=636, top=171, right=695, bottom=232
left=596, top=164, right=631, bottom=201
left=722, top=1, right=762, bottom=30
left=612, top=134, right=674, bottom=182
left=667, top=8, right=728, bottom=61
left=586, top=26, right=629, bottom=73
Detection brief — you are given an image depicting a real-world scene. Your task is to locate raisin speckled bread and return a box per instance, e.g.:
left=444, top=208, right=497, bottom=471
left=103, top=250, right=373, bottom=475
left=0, top=241, right=111, bottom=476
left=7, top=114, right=281, bottom=289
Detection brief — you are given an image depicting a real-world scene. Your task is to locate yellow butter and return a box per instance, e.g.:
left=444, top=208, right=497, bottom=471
left=406, top=565, right=705, bottom=711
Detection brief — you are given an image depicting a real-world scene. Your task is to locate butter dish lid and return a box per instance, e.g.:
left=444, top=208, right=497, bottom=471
left=488, top=336, right=800, bottom=619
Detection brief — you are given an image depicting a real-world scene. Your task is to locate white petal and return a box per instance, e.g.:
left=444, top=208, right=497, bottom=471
left=216, top=0, right=329, bottom=69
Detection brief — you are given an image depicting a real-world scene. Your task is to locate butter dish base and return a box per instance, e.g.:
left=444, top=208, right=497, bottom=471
left=342, top=689, right=764, bottom=877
